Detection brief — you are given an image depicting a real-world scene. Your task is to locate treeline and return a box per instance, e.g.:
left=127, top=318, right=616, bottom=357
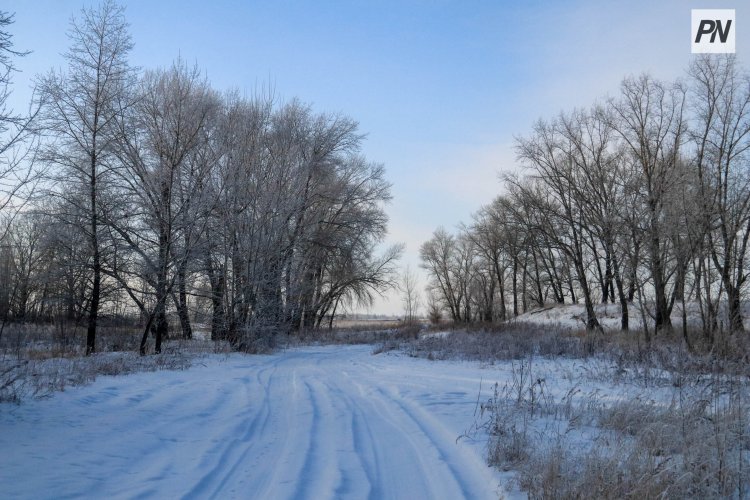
left=0, top=2, right=400, bottom=353
left=421, top=55, right=750, bottom=348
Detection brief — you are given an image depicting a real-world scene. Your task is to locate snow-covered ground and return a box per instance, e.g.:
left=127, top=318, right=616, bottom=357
left=3, top=336, right=735, bottom=498
left=514, top=301, right=712, bottom=331
left=1, top=345, right=516, bottom=499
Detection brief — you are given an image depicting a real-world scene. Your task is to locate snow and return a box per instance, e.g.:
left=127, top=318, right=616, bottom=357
left=513, top=301, right=709, bottom=331
left=0, top=345, right=513, bottom=499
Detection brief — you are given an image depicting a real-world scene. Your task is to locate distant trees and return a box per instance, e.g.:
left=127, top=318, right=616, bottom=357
left=420, top=228, right=462, bottom=322
left=401, top=264, right=421, bottom=324
left=420, top=55, right=750, bottom=347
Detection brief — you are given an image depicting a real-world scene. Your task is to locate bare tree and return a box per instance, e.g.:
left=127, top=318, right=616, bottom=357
left=401, top=264, right=421, bottom=324
left=690, top=55, right=750, bottom=334
left=559, top=106, right=633, bottom=330
left=420, top=228, right=463, bottom=322
left=182, top=95, right=400, bottom=348
left=609, top=75, right=687, bottom=335
left=515, top=117, right=603, bottom=331
left=3, top=212, right=48, bottom=321
left=469, top=205, right=508, bottom=320
left=0, top=11, right=39, bottom=243
left=38, top=0, right=135, bottom=354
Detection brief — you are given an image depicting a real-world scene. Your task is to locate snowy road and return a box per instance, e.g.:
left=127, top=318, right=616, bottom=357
left=0, top=345, right=504, bottom=499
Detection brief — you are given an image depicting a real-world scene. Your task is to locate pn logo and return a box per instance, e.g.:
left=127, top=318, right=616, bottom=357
left=692, top=9, right=735, bottom=53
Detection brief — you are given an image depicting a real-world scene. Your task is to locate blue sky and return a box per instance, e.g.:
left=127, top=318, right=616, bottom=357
left=5, top=0, right=748, bottom=314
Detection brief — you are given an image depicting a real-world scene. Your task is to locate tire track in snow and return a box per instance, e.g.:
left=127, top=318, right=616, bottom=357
left=244, top=367, right=306, bottom=498
left=350, top=381, right=465, bottom=498
left=327, top=368, right=453, bottom=499
left=325, top=374, right=432, bottom=500
left=185, top=363, right=276, bottom=498
left=343, top=365, right=500, bottom=500
left=374, top=385, right=487, bottom=499
left=314, top=376, right=380, bottom=500
left=290, top=379, right=334, bottom=499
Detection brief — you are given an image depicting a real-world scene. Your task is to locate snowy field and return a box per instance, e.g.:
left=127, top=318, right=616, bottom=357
left=1, top=345, right=513, bottom=499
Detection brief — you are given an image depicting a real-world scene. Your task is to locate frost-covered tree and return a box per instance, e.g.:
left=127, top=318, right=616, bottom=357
left=109, top=60, right=218, bottom=354
left=38, top=0, right=135, bottom=354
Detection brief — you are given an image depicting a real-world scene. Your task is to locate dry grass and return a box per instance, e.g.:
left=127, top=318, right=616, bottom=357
left=400, top=322, right=750, bottom=380
left=513, top=389, right=750, bottom=499
left=331, top=318, right=405, bottom=329
left=405, top=322, right=595, bottom=362
left=0, top=350, right=199, bottom=404
left=466, top=348, right=750, bottom=499
left=411, top=322, right=750, bottom=498
left=0, top=321, right=229, bottom=404
left=289, top=323, right=422, bottom=349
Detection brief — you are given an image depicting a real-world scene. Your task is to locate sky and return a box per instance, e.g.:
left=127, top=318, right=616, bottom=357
left=4, top=0, right=749, bottom=315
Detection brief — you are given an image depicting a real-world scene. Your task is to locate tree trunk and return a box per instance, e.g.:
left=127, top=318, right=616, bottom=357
left=612, top=254, right=628, bottom=331
left=86, top=151, right=100, bottom=356
left=154, top=227, right=169, bottom=354
left=649, top=223, right=672, bottom=334
left=532, top=251, right=544, bottom=307
left=206, top=258, right=227, bottom=341
left=493, top=256, right=507, bottom=321
left=512, top=259, right=519, bottom=316
left=575, top=259, right=601, bottom=332
left=726, top=284, right=744, bottom=333
left=604, top=250, right=615, bottom=303
left=176, top=264, right=192, bottom=339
